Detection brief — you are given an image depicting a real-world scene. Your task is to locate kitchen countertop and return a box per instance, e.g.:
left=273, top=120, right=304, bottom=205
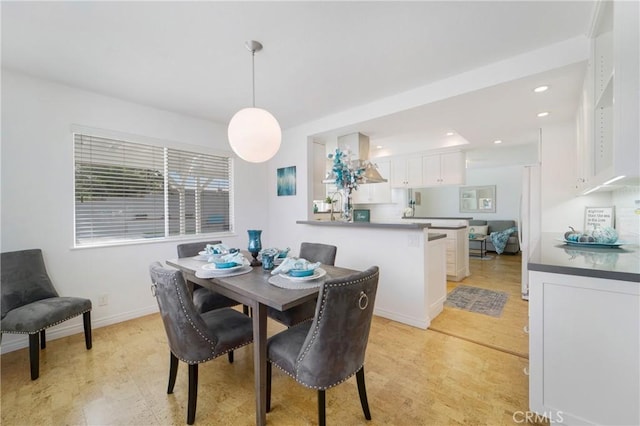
left=402, top=216, right=474, bottom=220
left=428, top=233, right=447, bottom=242
left=528, top=233, right=640, bottom=282
left=425, top=225, right=467, bottom=230
left=296, top=220, right=430, bottom=230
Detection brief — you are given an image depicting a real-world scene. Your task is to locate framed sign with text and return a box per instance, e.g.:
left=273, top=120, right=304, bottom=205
left=584, top=206, right=615, bottom=230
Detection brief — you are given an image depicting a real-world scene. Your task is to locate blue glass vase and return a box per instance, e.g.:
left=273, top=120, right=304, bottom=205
left=247, top=229, right=262, bottom=266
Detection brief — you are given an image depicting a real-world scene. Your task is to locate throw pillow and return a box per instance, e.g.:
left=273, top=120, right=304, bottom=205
left=469, top=225, right=489, bottom=237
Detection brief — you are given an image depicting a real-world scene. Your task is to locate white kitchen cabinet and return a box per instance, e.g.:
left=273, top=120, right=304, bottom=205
left=391, top=156, right=422, bottom=188
left=352, top=160, right=391, bottom=204
left=529, top=271, right=639, bottom=425
left=430, top=226, right=469, bottom=281
left=574, top=59, right=593, bottom=194
left=422, top=152, right=465, bottom=186
left=583, top=0, right=639, bottom=188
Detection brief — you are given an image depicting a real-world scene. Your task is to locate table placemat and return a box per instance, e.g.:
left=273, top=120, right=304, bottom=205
left=268, top=274, right=328, bottom=290
left=195, top=265, right=253, bottom=279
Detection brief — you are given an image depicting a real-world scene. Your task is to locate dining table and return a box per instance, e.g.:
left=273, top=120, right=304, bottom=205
left=165, top=255, right=357, bottom=426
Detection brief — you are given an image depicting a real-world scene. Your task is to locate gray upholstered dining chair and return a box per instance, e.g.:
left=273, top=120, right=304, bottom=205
left=267, top=242, right=337, bottom=327
left=0, top=249, right=92, bottom=380
left=266, top=266, right=379, bottom=425
left=149, top=262, right=253, bottom=425
left=177, top=241, right=248, bottom=316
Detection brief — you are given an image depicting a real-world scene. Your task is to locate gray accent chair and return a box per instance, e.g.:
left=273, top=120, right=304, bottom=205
left=1, top=249, right=92, bottom=380
left=177, top=241, right=248, bottom=316
left=149, top=262, right=253, bottom=425
left=266, top=266, right=379, bottom=426
left=267, top=242, right=337, bottom=327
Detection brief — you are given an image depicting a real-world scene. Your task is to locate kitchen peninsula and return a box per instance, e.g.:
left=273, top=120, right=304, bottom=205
left=402, top=217, right=471, bottom=281
left=296, top=220, right=447, bottom=329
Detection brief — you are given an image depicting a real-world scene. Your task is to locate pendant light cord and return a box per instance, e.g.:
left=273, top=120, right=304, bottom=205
left=251, top=49, right=256, bottom=108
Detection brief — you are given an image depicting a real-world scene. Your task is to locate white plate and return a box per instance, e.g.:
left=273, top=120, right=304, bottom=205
left=279, top=268, right=326, bottom=282
left=202, top=263, right=245, bottom=273
left=198, top=250, right=208, bottom=256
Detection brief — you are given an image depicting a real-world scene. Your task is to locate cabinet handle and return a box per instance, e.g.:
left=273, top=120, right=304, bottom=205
left=523, top=325, right=529, bottom=334
left=523, top=367, right=529, bottom=376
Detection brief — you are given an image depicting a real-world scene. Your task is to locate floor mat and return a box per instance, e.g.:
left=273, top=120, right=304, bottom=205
left=445, top=285, right=508, bottom=317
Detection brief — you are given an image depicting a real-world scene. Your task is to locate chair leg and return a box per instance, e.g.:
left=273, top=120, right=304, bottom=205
left=83, top=311, right=92, bottom=350
left=356, top=367, right=372, bottom=420
left=28, top=333, right=40, bottom=380
left=318, top=389, right=326, bottom=426
left=227, top=350, right=234, bottom=363
left=39, top=330, right=46, bottom=349
left=187, top=364, right=198, bottom=425
left=168, top=353, right=179, bottom=394
left=266, top=362, right=272, bottom=413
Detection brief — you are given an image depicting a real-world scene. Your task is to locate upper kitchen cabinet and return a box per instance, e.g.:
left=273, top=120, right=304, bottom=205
left=422, top=151, right=466, bottom=186
left=586, top=0, right=639, bottom=188
left=352, top=160, right=392, bottom=204
left=391, top=156, right=423, bottom=188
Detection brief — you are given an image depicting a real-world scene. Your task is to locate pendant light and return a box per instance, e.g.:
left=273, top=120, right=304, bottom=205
left=228, top=40, right=282, bottom=163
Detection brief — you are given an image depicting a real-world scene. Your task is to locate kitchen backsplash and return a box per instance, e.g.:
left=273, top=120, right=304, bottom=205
left=613, top=186, right=640, bottom=242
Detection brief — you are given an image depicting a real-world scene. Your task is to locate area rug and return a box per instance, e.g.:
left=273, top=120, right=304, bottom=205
left=445, top=285, right=509, bottom=317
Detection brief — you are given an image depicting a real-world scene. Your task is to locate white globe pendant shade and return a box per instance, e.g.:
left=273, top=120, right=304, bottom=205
left=228, top=107, right=282, bottom=163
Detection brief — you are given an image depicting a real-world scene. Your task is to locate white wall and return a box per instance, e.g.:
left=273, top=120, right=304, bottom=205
left=412, top=166, right=523, bottom=221
left=1, top=70, right=269, bottom=352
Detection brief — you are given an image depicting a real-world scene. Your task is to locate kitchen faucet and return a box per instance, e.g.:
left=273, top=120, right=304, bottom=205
left=328, top=191, right=343, bottom=221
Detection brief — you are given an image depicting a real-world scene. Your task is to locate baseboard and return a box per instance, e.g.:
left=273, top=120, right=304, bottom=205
left=0, top=305, right=159, bottom=354
left=374, top=308, right=429, bottom=330
left=428, top=296, right=445, bottom=320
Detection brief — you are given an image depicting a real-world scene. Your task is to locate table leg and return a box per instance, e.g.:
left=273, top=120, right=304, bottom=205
left=252, top=302, right=267, bottom=426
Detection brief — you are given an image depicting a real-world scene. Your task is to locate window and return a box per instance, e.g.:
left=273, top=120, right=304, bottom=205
left=74, top=133, right=232, bottom=246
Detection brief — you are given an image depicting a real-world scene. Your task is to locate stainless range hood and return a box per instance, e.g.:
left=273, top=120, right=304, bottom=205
left=336, top=132, right=387, bottom=184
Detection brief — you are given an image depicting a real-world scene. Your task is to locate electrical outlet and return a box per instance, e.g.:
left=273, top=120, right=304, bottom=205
left=98, top=294, right=109, bottom=306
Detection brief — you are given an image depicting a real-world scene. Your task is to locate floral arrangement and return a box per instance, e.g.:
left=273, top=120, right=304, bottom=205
left=327, top=148, right=364, bottom=192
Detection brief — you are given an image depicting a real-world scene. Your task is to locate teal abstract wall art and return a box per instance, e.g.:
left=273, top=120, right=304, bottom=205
left=277, top=166, right=296, bottom=196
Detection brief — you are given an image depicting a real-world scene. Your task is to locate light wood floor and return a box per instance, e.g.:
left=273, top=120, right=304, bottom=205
left=1, top=254, right=539, bottom=425
left=430, top=253, right=529, bottom=358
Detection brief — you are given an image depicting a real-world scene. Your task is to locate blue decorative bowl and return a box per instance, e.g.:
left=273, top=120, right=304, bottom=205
left=214, top=262, right=238, bottom=269
left=289, top=269, right=314, bottom=277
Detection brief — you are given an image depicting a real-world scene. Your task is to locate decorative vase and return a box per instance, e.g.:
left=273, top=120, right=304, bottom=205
left=247, top=229, right=262, bottom=266
left=340, top=188, right=353, bottom=222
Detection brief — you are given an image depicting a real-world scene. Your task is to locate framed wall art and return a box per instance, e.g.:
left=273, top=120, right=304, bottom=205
left=277, top=166, right=296, bottom=196
left=584, top=206, right=614, bottom=229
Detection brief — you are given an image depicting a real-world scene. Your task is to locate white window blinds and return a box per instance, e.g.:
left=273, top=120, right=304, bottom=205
left=74, top=133, right=232, bottom=246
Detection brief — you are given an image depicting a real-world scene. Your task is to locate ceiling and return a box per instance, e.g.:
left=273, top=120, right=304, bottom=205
left=1, top=1, right=595, bottom=153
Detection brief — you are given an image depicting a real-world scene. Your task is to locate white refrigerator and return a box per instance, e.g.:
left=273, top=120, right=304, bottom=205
left=519, top=164, right=541, bottom=300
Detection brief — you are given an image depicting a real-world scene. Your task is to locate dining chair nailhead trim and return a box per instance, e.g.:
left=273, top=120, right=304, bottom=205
left=152, top=270, right=252, bottom=364
left=0, top=308, right=92, bottom=335
left=282, top=269, right=378, bottom=390
left=271, top=360, right=365, bottom=391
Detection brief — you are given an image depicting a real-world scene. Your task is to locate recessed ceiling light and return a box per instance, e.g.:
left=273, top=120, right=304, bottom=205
left=534, top=85, right=549, bottom=93
left=493, top=140, right=502, bottom=144
left=446, top=132, right=454, bottom=136
left=376, top=145, right=383, bottom=149
left=537, top=111, right=550, bottom=117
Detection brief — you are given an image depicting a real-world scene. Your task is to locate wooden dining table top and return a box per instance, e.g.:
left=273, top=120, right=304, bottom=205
left=166, top=256, right=357, bottom=311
